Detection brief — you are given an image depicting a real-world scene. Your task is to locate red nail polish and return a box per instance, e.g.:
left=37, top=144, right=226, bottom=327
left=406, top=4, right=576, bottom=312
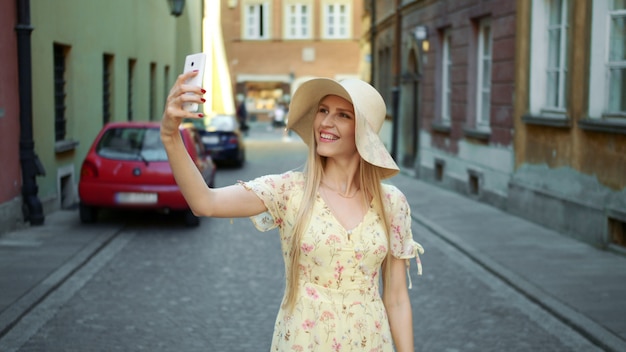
left=198, top=113, right=204, bottom=117
left=201, top=89, right=206, bottom=94
left=201, top=98, right=206, bottom=103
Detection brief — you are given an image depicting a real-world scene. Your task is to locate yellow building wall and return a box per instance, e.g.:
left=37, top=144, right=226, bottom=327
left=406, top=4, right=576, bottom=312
left=514, top=0, right=626, bottom=191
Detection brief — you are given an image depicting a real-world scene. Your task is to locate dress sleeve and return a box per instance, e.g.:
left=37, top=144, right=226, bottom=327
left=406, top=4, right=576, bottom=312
left=384, top=184, right=425, bottom=288
left=238, top=171, right=299, bottom=232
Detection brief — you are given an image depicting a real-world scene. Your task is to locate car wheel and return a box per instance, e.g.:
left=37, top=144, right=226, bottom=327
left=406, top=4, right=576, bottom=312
left=79, top=202, right=98, bottom=223
left=184, top=209, right=200, bottom=227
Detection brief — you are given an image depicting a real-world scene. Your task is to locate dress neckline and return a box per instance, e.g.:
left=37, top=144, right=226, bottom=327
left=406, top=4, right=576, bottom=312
left=316, top=192, right=372, bottom=235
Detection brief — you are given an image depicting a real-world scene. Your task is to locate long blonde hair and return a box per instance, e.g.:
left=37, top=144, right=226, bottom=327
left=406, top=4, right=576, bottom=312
left=282, top=132, right=393, bottom=311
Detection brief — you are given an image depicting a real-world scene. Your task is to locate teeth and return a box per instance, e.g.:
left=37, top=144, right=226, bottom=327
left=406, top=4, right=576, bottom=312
left=321, top=133, right=337, bottom=140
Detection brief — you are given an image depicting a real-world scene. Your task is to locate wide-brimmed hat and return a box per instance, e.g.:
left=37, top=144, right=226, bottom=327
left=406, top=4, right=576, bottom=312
left=287, top=78, right=399, bottom=179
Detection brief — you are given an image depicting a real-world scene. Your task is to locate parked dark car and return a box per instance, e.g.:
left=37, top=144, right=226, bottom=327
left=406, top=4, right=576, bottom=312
left=198, top=114, right=246, bottom=167
left=78, top=121, right=216, bottom=227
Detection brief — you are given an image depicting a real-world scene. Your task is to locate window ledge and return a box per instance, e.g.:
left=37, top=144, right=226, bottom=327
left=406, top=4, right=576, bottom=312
left=522, top=113, right=571, bottom=128
left=579, top=118, right=626, bottom=135
left=462, top=126, right=491, bottom=141
left=431, top=121, right=451, bottom=133
left=55, top=139, right=79, bottom=153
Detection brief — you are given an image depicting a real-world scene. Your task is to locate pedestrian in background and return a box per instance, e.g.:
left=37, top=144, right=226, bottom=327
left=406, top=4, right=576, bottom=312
left=236, top=98, right=249, bottom=135
left=273, top=102, right=286, bottom=128
left=161, top=72, right=424, bottom=351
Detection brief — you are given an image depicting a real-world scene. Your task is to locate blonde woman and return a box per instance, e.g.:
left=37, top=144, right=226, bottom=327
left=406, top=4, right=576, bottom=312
left=161, top=73, right=424, bottom=351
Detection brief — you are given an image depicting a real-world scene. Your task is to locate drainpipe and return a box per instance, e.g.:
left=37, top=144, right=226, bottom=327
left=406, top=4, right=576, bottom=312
left=370, top=0, right=376, bottom=85
left=16, top=0, right=45, bottom=225
left=390, top=0, right=402, bottom=161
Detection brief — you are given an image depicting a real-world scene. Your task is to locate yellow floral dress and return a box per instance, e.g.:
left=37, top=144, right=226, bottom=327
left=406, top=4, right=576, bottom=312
left=240, top=171, right=423, bottom=352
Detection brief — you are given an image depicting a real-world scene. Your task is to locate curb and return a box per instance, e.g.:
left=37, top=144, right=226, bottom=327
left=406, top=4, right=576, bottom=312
left=410, top=211, right=626, bottom=352
left=0, top=229, right=122, bottom=339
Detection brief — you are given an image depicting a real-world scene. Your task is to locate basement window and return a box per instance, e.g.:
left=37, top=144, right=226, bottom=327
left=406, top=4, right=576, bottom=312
left=608, top=217, right=626, bottom=248
left=434, top=159, right=445, bottom=182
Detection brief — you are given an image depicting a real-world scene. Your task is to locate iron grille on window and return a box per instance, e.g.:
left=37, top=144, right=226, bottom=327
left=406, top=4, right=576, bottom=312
left=128, top=59, right=136, bottom=121
left=103, top=54, right=113, bottom=125
left=150, top=63, right=157, bottom=121
left=53, top=44, right=67, bottom=141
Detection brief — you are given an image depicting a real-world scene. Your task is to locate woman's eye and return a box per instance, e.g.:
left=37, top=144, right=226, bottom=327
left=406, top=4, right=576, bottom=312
left=318, top=107, right=328, bottom=114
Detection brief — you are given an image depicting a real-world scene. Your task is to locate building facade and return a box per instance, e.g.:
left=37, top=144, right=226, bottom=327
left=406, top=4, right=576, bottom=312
left=370, top=0, right=626, bottom=251
left=0, top=0, right=24, bottom=233
left=370, top=0, right=517, bottom=209
left=511, top=0, right=626, bottom=249
left=220, top=0, right=365, bottom=122
left=0, top=0, right=205, bottom=234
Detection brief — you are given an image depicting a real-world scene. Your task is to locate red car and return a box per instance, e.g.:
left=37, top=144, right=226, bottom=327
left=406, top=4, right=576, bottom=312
left=78, top=121, right=215, bottom=226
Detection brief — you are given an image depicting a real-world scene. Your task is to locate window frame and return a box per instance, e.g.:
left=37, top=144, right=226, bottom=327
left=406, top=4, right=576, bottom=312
left=476, top=18, right=493, bottom=127
left=243, top=2, right=270, bottom=40
left=322, top=2, right=351, bottom=39
left=528, top=0, right=569, bottom=117
left=284, top=2, right=312, bottom=40
left=53, top=44, right=68, bottom=142
left=606, top=3, right=626, bottom=115
left=127, top=58, right=136, bottom=122
left=441, top=29, right=452, bottom=122
left=102, top=53, right=114, bottom=126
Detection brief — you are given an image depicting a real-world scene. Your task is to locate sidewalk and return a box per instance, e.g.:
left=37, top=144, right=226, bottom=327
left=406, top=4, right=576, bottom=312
left=0, top=210, right=123, bottom=338
left=390, top=171, right=626, bottom=352
left=0, top=170, right=625, bottom=351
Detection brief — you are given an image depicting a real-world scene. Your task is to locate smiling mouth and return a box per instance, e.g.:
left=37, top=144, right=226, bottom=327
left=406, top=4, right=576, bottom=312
left=320, top=132, right=338, bottom=141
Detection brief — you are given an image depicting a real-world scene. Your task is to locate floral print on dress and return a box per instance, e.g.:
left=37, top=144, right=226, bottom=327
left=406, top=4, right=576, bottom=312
left=239, top=171, right=424, bottom=351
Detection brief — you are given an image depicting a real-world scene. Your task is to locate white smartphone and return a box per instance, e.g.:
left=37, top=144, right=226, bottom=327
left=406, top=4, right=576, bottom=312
left=182, top=52, right=207, bottom=112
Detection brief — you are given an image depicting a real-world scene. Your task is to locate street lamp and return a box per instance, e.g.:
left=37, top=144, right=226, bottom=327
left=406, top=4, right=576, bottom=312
left=168, top=0, right=185, bottom=17
left=413, top=25, right=430, bottom=52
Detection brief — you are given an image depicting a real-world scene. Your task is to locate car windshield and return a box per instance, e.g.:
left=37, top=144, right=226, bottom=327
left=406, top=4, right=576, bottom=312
left=207, top=115, right=237, bottom=131
left=96, top=127, right=169, bottom=161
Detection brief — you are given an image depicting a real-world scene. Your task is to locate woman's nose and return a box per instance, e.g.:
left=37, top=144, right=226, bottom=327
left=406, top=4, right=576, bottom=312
left=321, top=112, right=335, bottom=126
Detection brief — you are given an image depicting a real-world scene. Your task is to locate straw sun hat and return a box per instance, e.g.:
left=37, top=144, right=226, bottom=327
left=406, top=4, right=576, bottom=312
left=287, top=78, right=399, bottom=179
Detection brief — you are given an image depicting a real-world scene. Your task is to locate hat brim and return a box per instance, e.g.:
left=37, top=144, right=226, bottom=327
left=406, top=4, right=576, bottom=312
left=287, top=78, right=399, bottom=179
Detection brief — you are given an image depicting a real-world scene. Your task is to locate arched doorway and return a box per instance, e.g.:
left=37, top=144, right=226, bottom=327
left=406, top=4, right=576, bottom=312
left=400, top=48, right=421, bottom=168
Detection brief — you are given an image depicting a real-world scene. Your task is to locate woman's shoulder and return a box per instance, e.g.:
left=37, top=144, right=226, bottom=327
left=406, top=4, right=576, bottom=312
left=250, top=170, right=305, bottom=190
left=380, top=183, right=409, bottom=208
left=381, top=182, right=406, bottom=198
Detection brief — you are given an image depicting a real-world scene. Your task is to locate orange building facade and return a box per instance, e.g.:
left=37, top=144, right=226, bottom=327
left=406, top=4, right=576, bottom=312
left=220, top=0, right=365, bottom=122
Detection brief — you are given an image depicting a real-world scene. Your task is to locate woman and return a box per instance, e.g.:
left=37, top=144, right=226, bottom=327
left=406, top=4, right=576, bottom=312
left=161, top=72, right=424, bottom=351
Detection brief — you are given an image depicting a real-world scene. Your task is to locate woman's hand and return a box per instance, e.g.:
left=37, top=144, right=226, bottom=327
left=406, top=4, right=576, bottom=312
left=161, top=70, right=206, bottom=141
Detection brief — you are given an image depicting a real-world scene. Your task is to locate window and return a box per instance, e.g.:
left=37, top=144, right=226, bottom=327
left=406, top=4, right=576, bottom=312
left=164, top=65, right=170, bottom=107
left=476, top=19, right=492, bottom=126
left=53, top=44, right=69, bottom=142
left=323, top=3, right=350, bottom=39
left=377, top=47, right=392, bottom=109
left=441, top=29, right=452, bottom=122
left=127, top=59, right=136, bottom=121
left=285, top=3, right=311, bottom=39
left=546, top=0, right=568, bottom=110
left=608, top=1, right=626, bottom=114
left=244, top=2, right=270, bottom=40
left=589, top=0, right=626, bottom=118
left=529, top=0, right=569, bottom=116
left=103, top=54, right=113, bottom=125
left=149, top=62, right=157, bottom=121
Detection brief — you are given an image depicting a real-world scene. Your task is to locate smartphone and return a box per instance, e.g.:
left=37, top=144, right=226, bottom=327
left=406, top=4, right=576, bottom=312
left=182, top=52, right=207, bottom=112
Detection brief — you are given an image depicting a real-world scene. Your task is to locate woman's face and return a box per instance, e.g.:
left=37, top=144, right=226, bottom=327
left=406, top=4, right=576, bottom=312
left=313, top=95, right=358, bottom=161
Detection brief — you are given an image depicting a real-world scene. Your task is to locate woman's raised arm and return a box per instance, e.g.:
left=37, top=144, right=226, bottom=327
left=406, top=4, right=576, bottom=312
left=160, top=71, right=266, bottom=219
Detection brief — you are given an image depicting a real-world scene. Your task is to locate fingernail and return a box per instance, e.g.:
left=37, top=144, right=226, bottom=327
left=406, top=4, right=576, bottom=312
left=193, top=69, right=199, bottom=72
left=201, top=98, right=206, bottom=103
left=201, top=89, right=206, bottom=94
left=198, top=113, right=204, bottom=117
